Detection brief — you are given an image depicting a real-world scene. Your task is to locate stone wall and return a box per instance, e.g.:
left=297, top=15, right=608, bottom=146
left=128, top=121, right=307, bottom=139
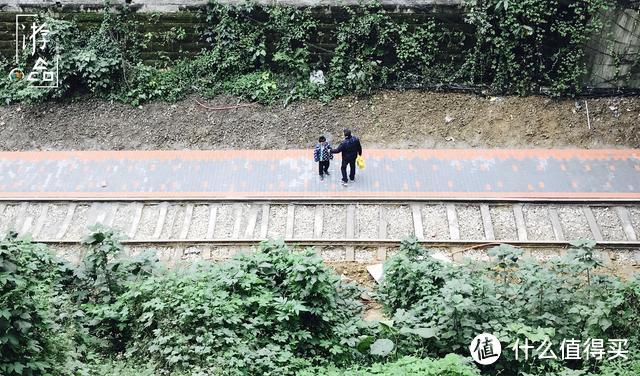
left=0, top=0, right=638, bottom=90
left=0, top=0, right=467, bottom=65
left=0, top=0, right=464, bottom=12
left=0, top=11, right=206, bottom=62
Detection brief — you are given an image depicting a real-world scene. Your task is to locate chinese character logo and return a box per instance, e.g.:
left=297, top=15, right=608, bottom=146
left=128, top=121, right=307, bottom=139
left=511, top=337, right=628, bottom=362
left=10, top=14, right=59, bottom=88
left=470, top=333, right=502, bottom=365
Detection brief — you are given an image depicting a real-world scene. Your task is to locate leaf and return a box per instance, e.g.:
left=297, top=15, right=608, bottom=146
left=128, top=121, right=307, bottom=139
left=570, top=239, right=596, bottom=249
left=599, top=318, right=612, bottom=331
left=10, top=363, right=24, bottom=374
left=370, top=338, right=394, bottom=356
left=356, top=335, right=375, bottom=353
left=411, top=327, right=437, bottom=339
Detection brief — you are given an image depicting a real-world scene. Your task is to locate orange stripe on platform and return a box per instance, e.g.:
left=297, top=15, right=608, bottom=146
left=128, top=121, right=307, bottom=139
left=1, top=191, right=639, bottom=200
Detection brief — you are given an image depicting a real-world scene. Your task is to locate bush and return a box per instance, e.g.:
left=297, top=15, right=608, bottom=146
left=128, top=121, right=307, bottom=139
left=70, top=226, right=161, bottom=353
left=378, top=238, right=637, bottom=375
left=299, top=354, right=480, bottom=375
left=0, top=232, right=72, bottom=375
left=2, top=228, right=637, bottom=375
left=115, top=240, right=364, bottom=375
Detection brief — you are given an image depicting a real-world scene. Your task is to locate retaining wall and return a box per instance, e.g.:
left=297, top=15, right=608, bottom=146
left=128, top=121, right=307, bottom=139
left=0, top=0, right=638, bottom=90
left=0, top=0, right=467, bottom=65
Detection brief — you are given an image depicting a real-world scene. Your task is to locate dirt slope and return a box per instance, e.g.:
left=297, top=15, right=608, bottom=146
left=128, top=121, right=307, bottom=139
left=1, top=91, right=638, bottom=150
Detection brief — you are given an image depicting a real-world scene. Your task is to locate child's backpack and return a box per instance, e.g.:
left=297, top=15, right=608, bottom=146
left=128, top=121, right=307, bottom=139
left=314, top=144, right=332, bottom=162
left=322, top=144, right=333, bottom=161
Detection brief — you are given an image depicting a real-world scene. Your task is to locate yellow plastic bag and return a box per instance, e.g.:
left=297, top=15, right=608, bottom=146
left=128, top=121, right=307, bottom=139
left=356, top=155, right=365, bottom=170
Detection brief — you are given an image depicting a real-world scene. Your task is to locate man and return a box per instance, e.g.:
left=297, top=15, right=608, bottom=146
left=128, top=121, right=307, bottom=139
left=331, top=129, right=362, bottom=187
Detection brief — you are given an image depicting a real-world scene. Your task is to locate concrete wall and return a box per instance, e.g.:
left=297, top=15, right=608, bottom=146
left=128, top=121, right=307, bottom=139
left=0, top=0, right=468, bottom=65
left=1, top=0, right=639, bottom=90
left=0, top=0, right=464, bottom=12
left=585, top=5, right=640, bottom=90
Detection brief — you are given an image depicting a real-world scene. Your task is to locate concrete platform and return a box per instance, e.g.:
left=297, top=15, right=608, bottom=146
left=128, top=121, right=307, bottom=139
left=0, top=149, right=639, bottom=200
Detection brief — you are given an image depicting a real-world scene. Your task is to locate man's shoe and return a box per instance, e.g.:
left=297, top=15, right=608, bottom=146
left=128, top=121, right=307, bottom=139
left=320, top=175, right=325, bottom=181
left=341, top=181, right=348, bottom=187
left=325, top=171, right=330, bottom=176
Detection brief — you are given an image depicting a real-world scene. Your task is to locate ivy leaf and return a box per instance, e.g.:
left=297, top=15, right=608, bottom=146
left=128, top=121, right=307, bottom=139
left=370, top=338, right=394, bottom=356
left=356, top=335, right=375, bottom=353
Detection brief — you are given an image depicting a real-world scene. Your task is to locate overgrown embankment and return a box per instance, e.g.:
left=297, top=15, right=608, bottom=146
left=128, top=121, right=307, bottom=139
left=2, top=229, right=639, bottom=375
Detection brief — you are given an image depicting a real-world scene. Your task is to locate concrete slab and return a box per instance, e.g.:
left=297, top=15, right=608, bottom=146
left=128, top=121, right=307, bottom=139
left=0, top=149, right=638, bottom=200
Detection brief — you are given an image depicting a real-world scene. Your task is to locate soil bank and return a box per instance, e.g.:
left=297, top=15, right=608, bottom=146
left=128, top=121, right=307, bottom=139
left=1, top=91, right=639, bottom=150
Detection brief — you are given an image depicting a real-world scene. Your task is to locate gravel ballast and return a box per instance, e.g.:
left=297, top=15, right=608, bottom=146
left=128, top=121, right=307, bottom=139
left=293, top=205, right=315, bottom=239
left=592, top=207, right=625, bottom=241
left=323, top=205, right=347, bottom=239
left=136, top=204, right=161, bottom=239
left=187, top=205, right=210, bottom=239
left=522, top=205, right=555, bottom=241
left=65, top=204, right=89, bottom=239
left=356, top=205, right=380, bottom=239
left=21, top=204, right=43, bottom=235
left=489, top=205, right=517, bottom=240
left=1, top=202, right=639, bottom=244
left=38, top=204, right=69, bottom=239
left=111, top=203, right=136, bottom=235
left=629, top=207, right=640, bottom=236
left=556, top=206, right=593, bottom=240
left=386, top=205, right=413, bottom=239
left=266, top=205, right=287, bottom=239
left=0, top=204, right=19, bottom=234
left=160, top=204, right=183, bottom=239
left=214, top=204, right=240, bottom=239
left=457, top=205, right=484, bottom=240
left=421, top=204, right=449, bottom=239
left=252, top=206, right=266, bottom=239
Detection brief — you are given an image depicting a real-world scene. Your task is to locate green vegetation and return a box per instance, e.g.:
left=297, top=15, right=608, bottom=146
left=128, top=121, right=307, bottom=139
left=0, top=0, right=612, bottom=106
left=1, top=227, right=638, bottom=375
left=299, top=354, right=481, bottom=375
left=379, top=238, right=640, bottom=375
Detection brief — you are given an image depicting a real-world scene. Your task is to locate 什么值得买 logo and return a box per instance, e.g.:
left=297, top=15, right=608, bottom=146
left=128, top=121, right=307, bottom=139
left=469, top=333, right=502, bottom=365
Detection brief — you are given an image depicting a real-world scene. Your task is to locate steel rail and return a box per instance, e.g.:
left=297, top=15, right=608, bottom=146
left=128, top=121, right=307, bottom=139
left=1, top=198, right=640, bottom=205
left=37, top=238, right=640, bottom=249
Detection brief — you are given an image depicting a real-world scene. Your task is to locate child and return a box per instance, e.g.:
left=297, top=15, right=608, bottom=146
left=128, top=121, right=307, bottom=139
left=313, top=136, right=333, bottom=180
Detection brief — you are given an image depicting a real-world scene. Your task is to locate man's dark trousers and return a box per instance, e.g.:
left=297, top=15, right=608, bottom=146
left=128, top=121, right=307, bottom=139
left=341, top=159, right=356, bottom=182
left=318, top=161, right=330, bottom=176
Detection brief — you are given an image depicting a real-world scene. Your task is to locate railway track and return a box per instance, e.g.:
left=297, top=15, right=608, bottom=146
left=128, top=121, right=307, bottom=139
left=1, top=200, right=640, bottom=264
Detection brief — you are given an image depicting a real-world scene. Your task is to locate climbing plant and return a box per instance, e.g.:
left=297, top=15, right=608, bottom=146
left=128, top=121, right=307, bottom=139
left=463, top=0, right=611, bottom=95
left=0, top=0, right=615, bottom=105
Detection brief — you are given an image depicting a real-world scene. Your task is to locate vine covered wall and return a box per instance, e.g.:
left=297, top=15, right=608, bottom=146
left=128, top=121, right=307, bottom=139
left=585, top=5, right=640, bottom=89
left=0, top=0, right=638, bottom=106
left=0, top=0, right=467, bottom=64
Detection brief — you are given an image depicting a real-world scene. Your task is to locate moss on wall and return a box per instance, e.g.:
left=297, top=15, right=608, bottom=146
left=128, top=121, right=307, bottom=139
left=0, top=4, right=468, bottom=65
